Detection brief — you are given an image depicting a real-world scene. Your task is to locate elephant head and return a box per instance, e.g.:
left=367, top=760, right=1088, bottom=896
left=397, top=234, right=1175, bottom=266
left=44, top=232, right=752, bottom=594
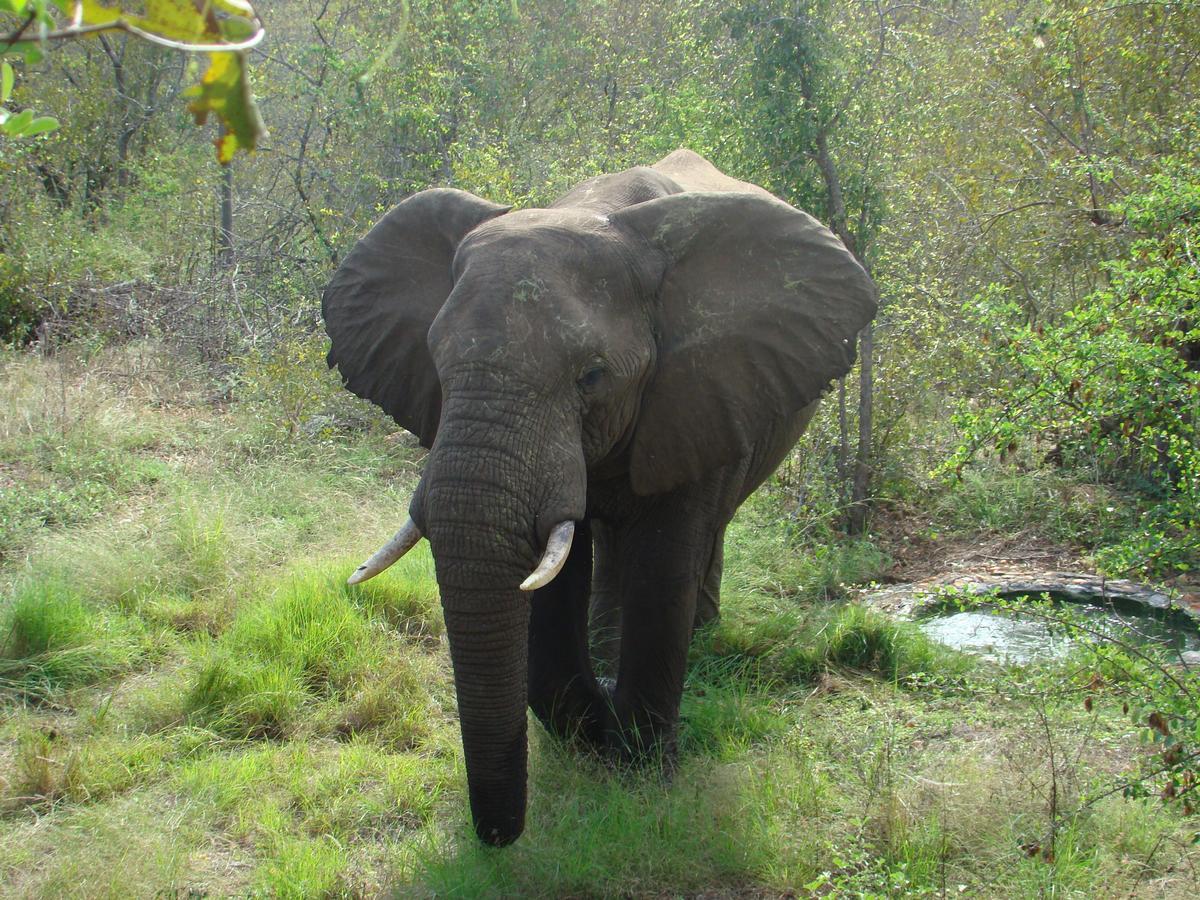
left=323, top=157, right=876, bottom=845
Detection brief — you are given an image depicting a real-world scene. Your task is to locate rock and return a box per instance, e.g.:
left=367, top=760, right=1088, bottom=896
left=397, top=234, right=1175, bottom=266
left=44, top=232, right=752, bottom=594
left=857, top=570, right=1200, bottom=626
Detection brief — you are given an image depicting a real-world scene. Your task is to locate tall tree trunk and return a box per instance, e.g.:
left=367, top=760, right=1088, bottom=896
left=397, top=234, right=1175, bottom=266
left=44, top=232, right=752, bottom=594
left=813, top=129, right=873, bottom=533
left=847, top=322, right=873, bottom=535
left=837, top=375, right=850, bottom=509
left=218, top=163, right=235, bottom=269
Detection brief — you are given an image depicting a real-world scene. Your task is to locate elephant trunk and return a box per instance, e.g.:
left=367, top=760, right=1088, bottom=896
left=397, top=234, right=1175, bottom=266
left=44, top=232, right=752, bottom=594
left=440, top=584, right=530, bottom=845
left=414, top=386, right=584, bottom=845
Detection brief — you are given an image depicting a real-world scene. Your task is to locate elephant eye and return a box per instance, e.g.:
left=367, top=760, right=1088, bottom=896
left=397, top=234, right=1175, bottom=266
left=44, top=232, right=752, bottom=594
left=577, top=365, right=606, bottom=392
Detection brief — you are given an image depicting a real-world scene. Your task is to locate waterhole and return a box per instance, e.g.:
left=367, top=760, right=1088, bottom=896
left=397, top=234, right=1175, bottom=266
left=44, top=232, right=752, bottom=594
left=918, top=598, right=1200, bottom=664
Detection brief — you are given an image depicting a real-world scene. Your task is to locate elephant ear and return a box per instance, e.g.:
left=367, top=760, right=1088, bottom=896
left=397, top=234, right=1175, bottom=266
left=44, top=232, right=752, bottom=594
left=612, top=191, right=877, bottom=495
left=322, top=189, right=509, bottom=446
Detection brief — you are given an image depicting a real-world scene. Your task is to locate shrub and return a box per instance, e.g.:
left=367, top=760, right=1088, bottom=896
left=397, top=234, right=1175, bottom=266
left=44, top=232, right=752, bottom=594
left=946, top=162, right=1200, bottom=578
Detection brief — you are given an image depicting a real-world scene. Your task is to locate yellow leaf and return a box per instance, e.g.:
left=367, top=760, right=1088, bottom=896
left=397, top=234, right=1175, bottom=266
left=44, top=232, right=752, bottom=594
left=184, top=51, right=264, bottom=163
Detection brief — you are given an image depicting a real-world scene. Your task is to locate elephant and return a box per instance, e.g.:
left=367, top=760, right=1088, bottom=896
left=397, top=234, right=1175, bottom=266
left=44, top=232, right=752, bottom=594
left=322, top=149, right=877, bottom=846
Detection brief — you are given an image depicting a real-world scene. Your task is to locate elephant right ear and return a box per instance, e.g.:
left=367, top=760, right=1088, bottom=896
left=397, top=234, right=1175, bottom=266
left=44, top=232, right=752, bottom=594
left=322, top=189, right=509, bottom=446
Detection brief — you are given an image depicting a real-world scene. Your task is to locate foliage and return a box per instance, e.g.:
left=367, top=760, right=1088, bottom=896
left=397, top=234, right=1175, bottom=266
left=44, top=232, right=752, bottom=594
left=941, top=588, right=1200, bottom=838
left=0, top=0, right=264, bottom=162
left=946, top=161, right=1200, bottom=577
left=1085, top=634, right=1200, bottom=822
left=0, top=59, right=55, bottom=136
left=236, top=329, right=363, bottom=438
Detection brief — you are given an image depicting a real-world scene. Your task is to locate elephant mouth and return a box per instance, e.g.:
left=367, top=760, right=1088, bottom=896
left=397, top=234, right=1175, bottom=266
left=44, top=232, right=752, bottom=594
left=347, top=516, right=576, bottom=592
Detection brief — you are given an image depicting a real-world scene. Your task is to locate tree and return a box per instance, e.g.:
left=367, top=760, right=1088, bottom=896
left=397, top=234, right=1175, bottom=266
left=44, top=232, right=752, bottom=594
left=728, top=0, right=890, bottom=534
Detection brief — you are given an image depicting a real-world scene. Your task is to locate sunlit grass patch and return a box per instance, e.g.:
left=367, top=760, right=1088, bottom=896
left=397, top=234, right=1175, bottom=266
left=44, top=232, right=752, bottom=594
left=185, top=581, right=377, bottom=738
left=13, top=497, right=238, bottom=645
left=928, top=466, right=1135, bottom=549
left=0, top=349, right=180, bottom=558
left=178, top=741, right=452, bottom=892
left=2, top=721, right=216, bottom=811
left=724, top=512, right=890, bottom=602
left=183, top=566, right=440, bottom=741
left=347, top=544, right=443, bottom=639
left=0, top=788, right=215, bottom=897
left=0, top=579, right=150, bottom=700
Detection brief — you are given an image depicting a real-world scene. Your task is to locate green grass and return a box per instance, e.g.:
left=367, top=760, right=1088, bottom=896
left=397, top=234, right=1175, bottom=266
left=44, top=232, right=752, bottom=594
left=183, top=566, right=441, bottom=742
left=926, top=465, right=1141, bottom=550
left=0, top=579, right=150, bottom=699
left=1, top=344, right=1198, bottom=897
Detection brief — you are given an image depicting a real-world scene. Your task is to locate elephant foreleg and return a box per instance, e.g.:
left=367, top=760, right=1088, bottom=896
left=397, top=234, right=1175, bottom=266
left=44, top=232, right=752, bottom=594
left=695, top=525, right=725, bottom=630
left=606, top=508, right=713, bottom=766
left=527, top=519, right=614, bottom=748
left=588, top=519, right=622, bottom=679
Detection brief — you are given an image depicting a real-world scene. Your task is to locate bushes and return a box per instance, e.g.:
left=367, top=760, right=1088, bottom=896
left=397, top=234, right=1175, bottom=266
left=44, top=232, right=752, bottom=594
left=947, top=162, right=1200, bottom=578
left=232, top=324, right=396, bottom=442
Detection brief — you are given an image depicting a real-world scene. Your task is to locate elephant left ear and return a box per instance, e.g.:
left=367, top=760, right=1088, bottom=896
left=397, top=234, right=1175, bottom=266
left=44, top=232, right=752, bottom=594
left=611, top=191, right=877, bottom=495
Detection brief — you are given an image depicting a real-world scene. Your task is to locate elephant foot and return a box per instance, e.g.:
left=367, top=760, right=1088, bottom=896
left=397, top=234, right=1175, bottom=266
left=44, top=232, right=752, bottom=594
left=530, top=678, right=617, bottom=752
left=602, top=708, right=680, bottom=777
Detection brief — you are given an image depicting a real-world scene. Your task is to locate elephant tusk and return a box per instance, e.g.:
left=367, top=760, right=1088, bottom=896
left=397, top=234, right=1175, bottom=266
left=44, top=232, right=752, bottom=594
left=347, top=518, right=423, bottom=585
left=520, top=521, right=575, bottom=592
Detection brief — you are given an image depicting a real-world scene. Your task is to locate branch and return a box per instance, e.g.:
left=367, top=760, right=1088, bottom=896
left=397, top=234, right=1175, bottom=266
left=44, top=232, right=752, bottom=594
left=3, top=3, right=266, bottom=54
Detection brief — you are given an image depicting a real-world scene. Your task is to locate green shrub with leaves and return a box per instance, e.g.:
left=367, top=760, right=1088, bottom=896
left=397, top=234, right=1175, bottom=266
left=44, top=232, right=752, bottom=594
left=946, top=158, right=1200, bottom=577
left=236, top=330, right=371, bottom=438
left=976, top=591, right=1200, bottom=827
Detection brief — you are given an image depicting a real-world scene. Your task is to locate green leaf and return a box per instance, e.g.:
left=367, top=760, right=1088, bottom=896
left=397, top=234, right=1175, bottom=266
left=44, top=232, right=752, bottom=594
left=4, top=42, right=45, bottom=64
left=2, top=107, right=32, bottom=136
left=20, top=114, right=58, bottom=136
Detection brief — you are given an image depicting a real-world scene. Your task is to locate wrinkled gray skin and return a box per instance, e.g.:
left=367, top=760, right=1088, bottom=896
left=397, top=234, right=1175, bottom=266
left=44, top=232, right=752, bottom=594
left=323, top=150, right=877, bottom=846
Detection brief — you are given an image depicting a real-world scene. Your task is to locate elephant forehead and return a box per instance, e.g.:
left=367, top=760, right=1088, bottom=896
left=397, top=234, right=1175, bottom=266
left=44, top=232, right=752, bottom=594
left=456, top=212, right=621, bottom=277
left=429, top=258, right=652, bottom=379
left=431, top=268, right=636, bottom=363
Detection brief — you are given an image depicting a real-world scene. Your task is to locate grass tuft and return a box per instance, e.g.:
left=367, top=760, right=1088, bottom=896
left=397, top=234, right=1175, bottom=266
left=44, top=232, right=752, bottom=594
left=692, top=601, right=969, bottom=693
left=184, top=567, right=436, bottom=740
left=0, top=579, right=147, bottom=699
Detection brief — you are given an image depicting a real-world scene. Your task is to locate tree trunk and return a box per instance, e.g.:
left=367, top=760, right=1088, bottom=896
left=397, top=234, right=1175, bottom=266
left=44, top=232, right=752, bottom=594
left=218, top=163, right=235, bottom=269
left=837, top=375, right=850, bottom=509
left=813, top=128, right=873, bottom=533
left=847, top=321, right=873, bottom=535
